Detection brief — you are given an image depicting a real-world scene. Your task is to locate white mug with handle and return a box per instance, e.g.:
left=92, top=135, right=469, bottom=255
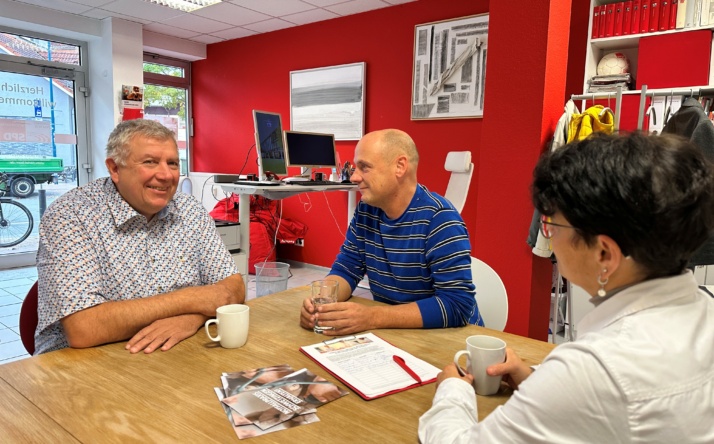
left=204, top=304, right=250, bottom=348
left=453, top=335, right=507, bottom=395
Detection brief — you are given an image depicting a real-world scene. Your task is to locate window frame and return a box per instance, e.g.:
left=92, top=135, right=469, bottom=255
left=143, top=53, right=192, bottom=175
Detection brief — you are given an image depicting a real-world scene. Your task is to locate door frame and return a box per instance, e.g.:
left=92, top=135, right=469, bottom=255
left=0, top=26, right=90, bottom=268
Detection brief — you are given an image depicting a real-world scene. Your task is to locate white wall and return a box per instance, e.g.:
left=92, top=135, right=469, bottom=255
left=86, top=18, right=144, bottom=179
left=187, top=172, right=232, bottom=212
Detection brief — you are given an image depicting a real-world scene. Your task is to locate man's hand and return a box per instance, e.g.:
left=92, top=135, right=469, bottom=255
left=299, top=296, right=424, bottom=333
left=436, top=363, right=473, bottom=389
left=299, top=297, right=317, bottom=330
left=486, top=347, right=533, bottom=390
left=299, top=299, right=373, bottom=335
left=312, top=301, right=375, bottom=336
left=125, top=313, right=206, bottom=354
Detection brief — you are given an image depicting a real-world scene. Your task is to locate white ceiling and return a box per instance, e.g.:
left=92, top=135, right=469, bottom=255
left=6, top=0, right=417, bottom=45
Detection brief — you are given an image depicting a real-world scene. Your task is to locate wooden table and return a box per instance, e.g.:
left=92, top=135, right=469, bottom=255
left=0, top=287, right=555, bottom=443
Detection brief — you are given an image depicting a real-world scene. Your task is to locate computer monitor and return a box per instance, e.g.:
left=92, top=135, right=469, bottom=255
left=252, top=110, right=288, bottom=180
left=283, top=130, right=338, bottom=178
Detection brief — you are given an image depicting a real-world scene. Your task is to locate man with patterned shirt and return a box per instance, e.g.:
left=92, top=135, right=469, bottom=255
left=35, top=119, right=244, bottom=355
left=299, top=129, right=481, bottom=335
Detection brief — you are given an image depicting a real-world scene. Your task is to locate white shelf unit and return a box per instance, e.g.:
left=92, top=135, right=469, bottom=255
left=554, top=1, right=714, bottom=343
left=585, top=0, right=714, bottom=94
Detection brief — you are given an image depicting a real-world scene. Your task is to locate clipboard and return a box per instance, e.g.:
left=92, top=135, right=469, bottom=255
left=299, top=333, right=439, bottom=400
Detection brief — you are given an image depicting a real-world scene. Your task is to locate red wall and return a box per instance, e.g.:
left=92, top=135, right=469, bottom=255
left=192, top=0, right=487, bottom=267
left=193, top=0, right=580, bottom=338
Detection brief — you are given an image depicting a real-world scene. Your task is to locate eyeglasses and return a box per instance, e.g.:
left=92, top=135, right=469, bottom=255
left=540, top=216, right=575, bottom=239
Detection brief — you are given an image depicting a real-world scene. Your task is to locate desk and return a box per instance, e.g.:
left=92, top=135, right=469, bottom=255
left=0, top=288, right=555, bottom=443
left=220, top=183, right=358, bottom=293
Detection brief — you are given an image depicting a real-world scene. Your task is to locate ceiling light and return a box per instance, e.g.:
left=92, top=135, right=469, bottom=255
left=147, top=0, right=221, bottom=12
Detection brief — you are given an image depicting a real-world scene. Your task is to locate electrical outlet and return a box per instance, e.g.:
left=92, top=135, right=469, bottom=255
left=295, top=238, right=304, bottom=247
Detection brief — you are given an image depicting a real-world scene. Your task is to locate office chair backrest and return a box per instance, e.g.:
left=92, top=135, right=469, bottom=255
left=471, top=257, right=509, bottom=331
left=19, top=281, right=39, bottom=355
left=179, top=176, right=193, bottom=195
left=444, top=151, right=474, bottom=213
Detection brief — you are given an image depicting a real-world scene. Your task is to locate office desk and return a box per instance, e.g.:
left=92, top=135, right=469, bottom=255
left=0, top=288, right=555, bottom=443
left=220, top=183, right=358, bottom=293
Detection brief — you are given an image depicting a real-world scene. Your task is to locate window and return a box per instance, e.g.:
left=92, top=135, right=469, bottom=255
left=0, top=26, right=89, bottom=261
left=143, top=54, right=191, bottom=175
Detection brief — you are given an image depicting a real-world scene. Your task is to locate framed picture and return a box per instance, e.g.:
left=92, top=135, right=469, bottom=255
left=290, top=62, right=366, bottom=141
left=411, top=14, right=489, bottom=120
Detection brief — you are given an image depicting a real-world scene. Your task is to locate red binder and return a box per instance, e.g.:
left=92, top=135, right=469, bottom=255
left=624, top=1, right=634, bottom=34
left=640, top=0, right=650, bottom=33
left=632, top=0, right=642, bottom=33
left=600, top=3, right=608, bottom=37
left=592, top=5, right=601, bottom=39
left=669, top=0, right=678, bottom=28
left=606, top=2, right=616, bottom=36
left=636, top=30, right=712, bottom=89
left=649, top=0, right=660, bottom=31
left=614, top=2, right=625, bottom=35
left=659, top=0, right=670, bottom=30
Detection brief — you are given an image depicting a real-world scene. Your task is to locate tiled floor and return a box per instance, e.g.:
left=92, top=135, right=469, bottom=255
left=0, top=265, right=37, bottom=364
left=0, top=261, right=370, bottom=364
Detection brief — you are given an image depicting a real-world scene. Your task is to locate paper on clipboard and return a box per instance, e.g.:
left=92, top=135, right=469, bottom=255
left=300, top=333, right=439, bottom=400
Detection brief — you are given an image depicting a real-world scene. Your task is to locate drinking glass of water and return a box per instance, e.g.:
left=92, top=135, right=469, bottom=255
left=312, top=280, right=339, bottom=334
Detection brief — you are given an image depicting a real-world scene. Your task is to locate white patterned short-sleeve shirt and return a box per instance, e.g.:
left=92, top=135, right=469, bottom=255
left=34, top=177, right=238, bottom=354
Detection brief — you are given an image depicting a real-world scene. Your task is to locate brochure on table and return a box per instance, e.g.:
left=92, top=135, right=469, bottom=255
left=300, top=332, right=440, bottom=400
left=214, top=364, right=348, bottom=439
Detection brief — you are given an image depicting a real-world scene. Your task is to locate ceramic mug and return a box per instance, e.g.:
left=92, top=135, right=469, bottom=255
left=204, top=304, right=250, bottom=348
left=453, top=335, right=506, bottom=395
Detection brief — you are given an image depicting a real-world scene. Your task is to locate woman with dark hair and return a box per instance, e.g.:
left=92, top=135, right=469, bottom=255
left=419, top=132, right=714, bottom=443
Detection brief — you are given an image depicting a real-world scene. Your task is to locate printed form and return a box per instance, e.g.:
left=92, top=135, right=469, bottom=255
left=300, top=333, right=440, bottom=399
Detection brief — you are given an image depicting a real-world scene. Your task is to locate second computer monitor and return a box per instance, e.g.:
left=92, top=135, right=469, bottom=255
left=284, top=131, right=338, bottom=176
left=253, top=110, right=288, bottom=179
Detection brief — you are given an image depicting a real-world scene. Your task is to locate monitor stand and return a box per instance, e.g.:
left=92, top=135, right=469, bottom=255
left=282, top=167, right=312, bottom=183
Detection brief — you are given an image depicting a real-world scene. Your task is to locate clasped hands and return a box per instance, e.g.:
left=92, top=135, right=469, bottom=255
left=300, top=298, right=373, bottom=335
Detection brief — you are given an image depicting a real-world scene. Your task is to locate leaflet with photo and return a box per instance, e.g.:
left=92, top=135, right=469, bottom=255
left=300, top=332, right=440, bottom=400
left=221, top=367, right=348, bottom=430
left=214, top=387, right=320, bottom=439
left=221, top=364, right=295, bottom=397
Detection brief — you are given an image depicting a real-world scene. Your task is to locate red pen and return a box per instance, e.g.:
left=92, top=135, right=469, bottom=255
left=393, top=355, right=422, bottom=384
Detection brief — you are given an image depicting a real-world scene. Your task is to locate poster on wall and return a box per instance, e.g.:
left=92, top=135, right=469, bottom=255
left=411, top=14, right=489, bottom=120
left=121, top=85, right=144, bottom=121
left=290, top=62, right=365, bottom=141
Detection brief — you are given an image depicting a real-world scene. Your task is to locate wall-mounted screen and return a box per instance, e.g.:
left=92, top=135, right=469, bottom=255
left=253, top=110, right=288, bottom=178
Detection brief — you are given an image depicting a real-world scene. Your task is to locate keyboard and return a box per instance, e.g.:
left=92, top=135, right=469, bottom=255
left=287, top=180, right=345, bottom=186
left=232, top=180, right=283, bottom=186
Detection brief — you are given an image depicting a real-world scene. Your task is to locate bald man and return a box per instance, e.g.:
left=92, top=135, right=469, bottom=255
left=300, top=129, right=482, bottom=335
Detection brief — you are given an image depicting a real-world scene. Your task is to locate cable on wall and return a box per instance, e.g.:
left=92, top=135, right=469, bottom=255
left=323, top=192, right=346, bottom=239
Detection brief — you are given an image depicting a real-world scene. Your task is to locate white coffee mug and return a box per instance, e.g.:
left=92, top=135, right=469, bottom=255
left=204, top=304, right=250, bottom=348
left=453, top=335, right=507, bottom=395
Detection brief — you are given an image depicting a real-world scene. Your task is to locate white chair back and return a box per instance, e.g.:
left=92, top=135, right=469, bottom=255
left=444, top=151, right=473, bottom=213
left=471, top=256, right=509, bottom=331
left=179, top=176, right=193, bottom=194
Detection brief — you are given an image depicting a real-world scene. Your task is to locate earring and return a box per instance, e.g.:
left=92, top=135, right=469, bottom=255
left=597, top=269, right=609, bottom=297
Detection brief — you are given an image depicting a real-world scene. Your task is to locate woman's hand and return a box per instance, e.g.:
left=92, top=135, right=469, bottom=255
left=486, top=347, right=533, bottom=390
